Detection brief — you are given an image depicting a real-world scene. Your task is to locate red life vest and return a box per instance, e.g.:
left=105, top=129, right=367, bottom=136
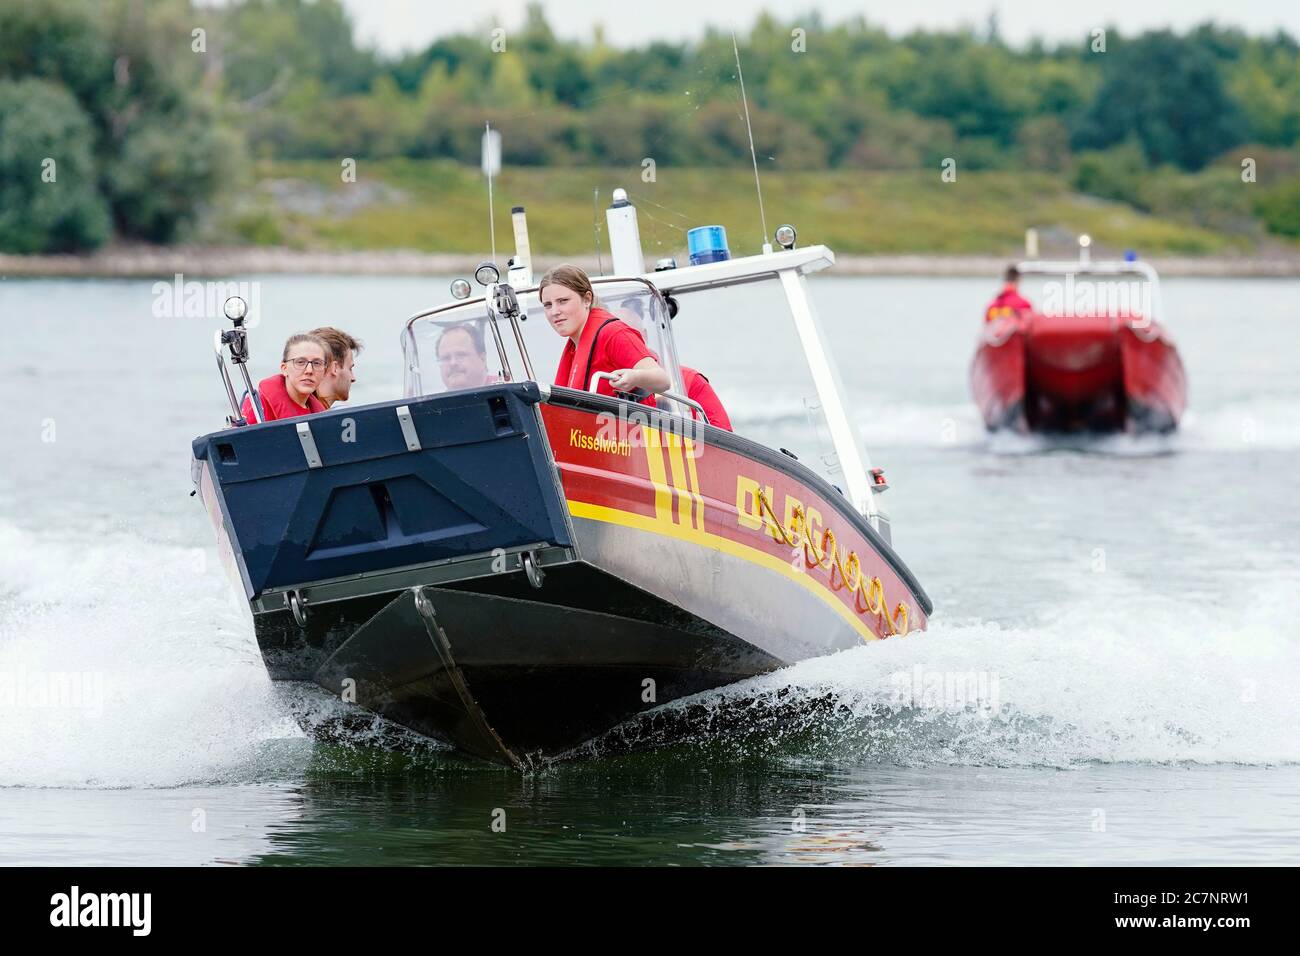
left=240, top=374, right=326, bottom=423
left=554, top=307, right=657, bottom=404
left=985, top=283, right=1034, bottom=322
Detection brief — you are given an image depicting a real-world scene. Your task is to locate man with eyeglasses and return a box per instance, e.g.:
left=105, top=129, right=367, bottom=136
left=239, top=333, right=329, bottom=423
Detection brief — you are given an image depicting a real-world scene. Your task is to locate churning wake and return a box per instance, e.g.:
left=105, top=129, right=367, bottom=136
left=2, top=514, right=1297, bottom=786
left=609, top=576, right=1300, bottom=767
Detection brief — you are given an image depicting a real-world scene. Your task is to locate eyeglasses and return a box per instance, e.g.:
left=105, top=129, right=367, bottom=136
left=287, top=358, right=326, bottom=370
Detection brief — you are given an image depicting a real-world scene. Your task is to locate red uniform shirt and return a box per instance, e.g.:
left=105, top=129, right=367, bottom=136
left=240, top=373, right=325, bottom=424
left=554, top=308, right=657, bottom=402
left=985, top=283, right=1033, bottom=321
left=683, top=366, right=733, bottom=432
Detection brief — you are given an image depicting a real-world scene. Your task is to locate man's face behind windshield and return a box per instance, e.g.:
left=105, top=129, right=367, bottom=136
left=437, top=328, right=489, bottom=391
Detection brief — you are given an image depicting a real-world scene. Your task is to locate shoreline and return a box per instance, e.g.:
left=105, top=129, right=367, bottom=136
left=5, top=247, right=1300, bottom=278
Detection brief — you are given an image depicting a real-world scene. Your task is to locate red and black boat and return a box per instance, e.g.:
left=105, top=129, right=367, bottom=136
left=192, top=196, right=932, bottom=768
left=971, top=243, right=1187, bottom=434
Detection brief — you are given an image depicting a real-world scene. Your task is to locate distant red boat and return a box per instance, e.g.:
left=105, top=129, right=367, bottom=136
left=970, top=248, right=1187, bottom=433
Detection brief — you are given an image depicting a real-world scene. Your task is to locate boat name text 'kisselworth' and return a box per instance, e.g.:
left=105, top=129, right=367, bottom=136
left=569, top=428, right=631, bottom=456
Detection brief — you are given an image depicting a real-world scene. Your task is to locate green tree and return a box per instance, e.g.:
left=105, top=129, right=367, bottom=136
left=1072, top=139, right=1152, bottom=208
left=0, top=0, right=237, bottom=248
left=1225, top=37, right=1300, bottom=146
left=0, top=79, right=111, bottom=253
left=0, top=0, right=111, bottom=109
left=1074, top=30, right=1247, bottom=170
left=221, top=0, right=377, bottom=101
left=518, top=2, right=592, bottom=107
left=102, top=112, right=231, bottom=242
left=1255, top=178, right=1300, bottom=237
left=1017, top=116, right=1072, bottom=171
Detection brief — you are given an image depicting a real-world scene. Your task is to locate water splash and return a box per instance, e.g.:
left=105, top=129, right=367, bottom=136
left=598, top=578, right=1300, bottom=767
left=3, top=515, right=1297, bottom=785
left=0, top=521, right=298, bottom=789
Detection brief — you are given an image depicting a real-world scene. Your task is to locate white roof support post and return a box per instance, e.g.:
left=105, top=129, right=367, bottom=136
left=777, top=268, right=876, bottom=519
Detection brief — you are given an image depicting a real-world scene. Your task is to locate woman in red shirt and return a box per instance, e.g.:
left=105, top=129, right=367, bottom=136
left=543, top=265, right=669, bottom=401
left=240, top=333, right=329, bottom=423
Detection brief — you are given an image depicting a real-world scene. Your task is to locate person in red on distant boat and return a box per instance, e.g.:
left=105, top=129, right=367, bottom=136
left=239, top=333, right=329, bottom=423
left=543, top=264, right=669, bottom=403
left=985, top=265, right=1034, bottom=322
left=610, top=298, right=734, bottom=432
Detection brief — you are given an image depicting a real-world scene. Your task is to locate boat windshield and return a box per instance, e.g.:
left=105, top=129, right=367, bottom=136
left=1015, top=262, right=1160, bottom=325
left=666, top=279, right=850, bottom=491
left=404, top=266, right=868, bottom=505
left=403, top=279, right=680, bottom=398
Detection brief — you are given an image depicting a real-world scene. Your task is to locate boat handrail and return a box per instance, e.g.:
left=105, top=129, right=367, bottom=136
left=1014, top=259, right=1161, bottom=282
left=646, top=246, right=835, bottom=295
left=588, top=371, right=710, bottom=425
left=1013, top=258, right=1163, bottom=328
left=404, top=275, right=690, bottom=400
left=403, top=275, right=669, bottom=334
left=400, top=249, right=834, bottom=334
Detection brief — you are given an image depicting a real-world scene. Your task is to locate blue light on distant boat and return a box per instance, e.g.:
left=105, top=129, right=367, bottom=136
left=1124, top=249, right=1138, bottom=262
left=687, top=225, right=730, bottom=266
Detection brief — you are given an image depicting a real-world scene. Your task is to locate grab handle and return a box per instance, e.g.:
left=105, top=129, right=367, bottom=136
left=589, top=371, right=710, bottom=425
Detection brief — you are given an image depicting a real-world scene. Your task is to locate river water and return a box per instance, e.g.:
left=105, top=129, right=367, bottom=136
left=0, top=272, right=1297, bottom=865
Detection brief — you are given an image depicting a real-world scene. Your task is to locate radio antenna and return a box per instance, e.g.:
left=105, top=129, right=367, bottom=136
left=483, top=122, right=499, bottom=264
left=732, top=31, right=769, bottom=252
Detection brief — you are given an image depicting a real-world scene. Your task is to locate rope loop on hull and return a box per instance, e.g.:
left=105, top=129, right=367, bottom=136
left=755, top=490, right=912, bottom=639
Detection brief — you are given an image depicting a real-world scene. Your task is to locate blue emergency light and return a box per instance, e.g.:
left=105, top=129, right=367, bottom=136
left=687, top=225, right=731, bottom=266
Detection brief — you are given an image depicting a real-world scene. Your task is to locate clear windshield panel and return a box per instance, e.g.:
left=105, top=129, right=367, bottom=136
left=589, top=279, right=682, bottom=396
left=404, top=304, right=510, bottom=397
left=666, top=279, right=847, bottom=490
left=404, top=280, right=681, bottom=400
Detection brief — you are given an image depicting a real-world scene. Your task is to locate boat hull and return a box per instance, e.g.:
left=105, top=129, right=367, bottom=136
left=193, top=383, right=932, bottom=766
left=970, top=313, right=1187, bottom=433
left=310, top=576, right=781, bottom=766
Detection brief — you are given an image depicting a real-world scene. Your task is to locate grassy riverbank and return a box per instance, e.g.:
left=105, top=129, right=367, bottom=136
left=6, top=160, right=1299, bottom=277
left=218, top=159, right=1292, bottom=261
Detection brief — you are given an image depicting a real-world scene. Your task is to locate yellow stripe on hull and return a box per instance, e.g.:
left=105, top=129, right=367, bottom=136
left=566, top=499, right=880, bottom=644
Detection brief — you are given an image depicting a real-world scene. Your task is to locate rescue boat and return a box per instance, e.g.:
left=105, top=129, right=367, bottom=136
left=192, top=194, right=932, bottom=768
left=971, top=240, right=1188, bottom=433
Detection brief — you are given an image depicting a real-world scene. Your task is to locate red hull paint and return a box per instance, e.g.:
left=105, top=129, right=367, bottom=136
left=540, top=403, right=928, bottom=641
left=970, top=313, right=1186, bottom=433
left=969, top=316, right=1026, bottom=430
